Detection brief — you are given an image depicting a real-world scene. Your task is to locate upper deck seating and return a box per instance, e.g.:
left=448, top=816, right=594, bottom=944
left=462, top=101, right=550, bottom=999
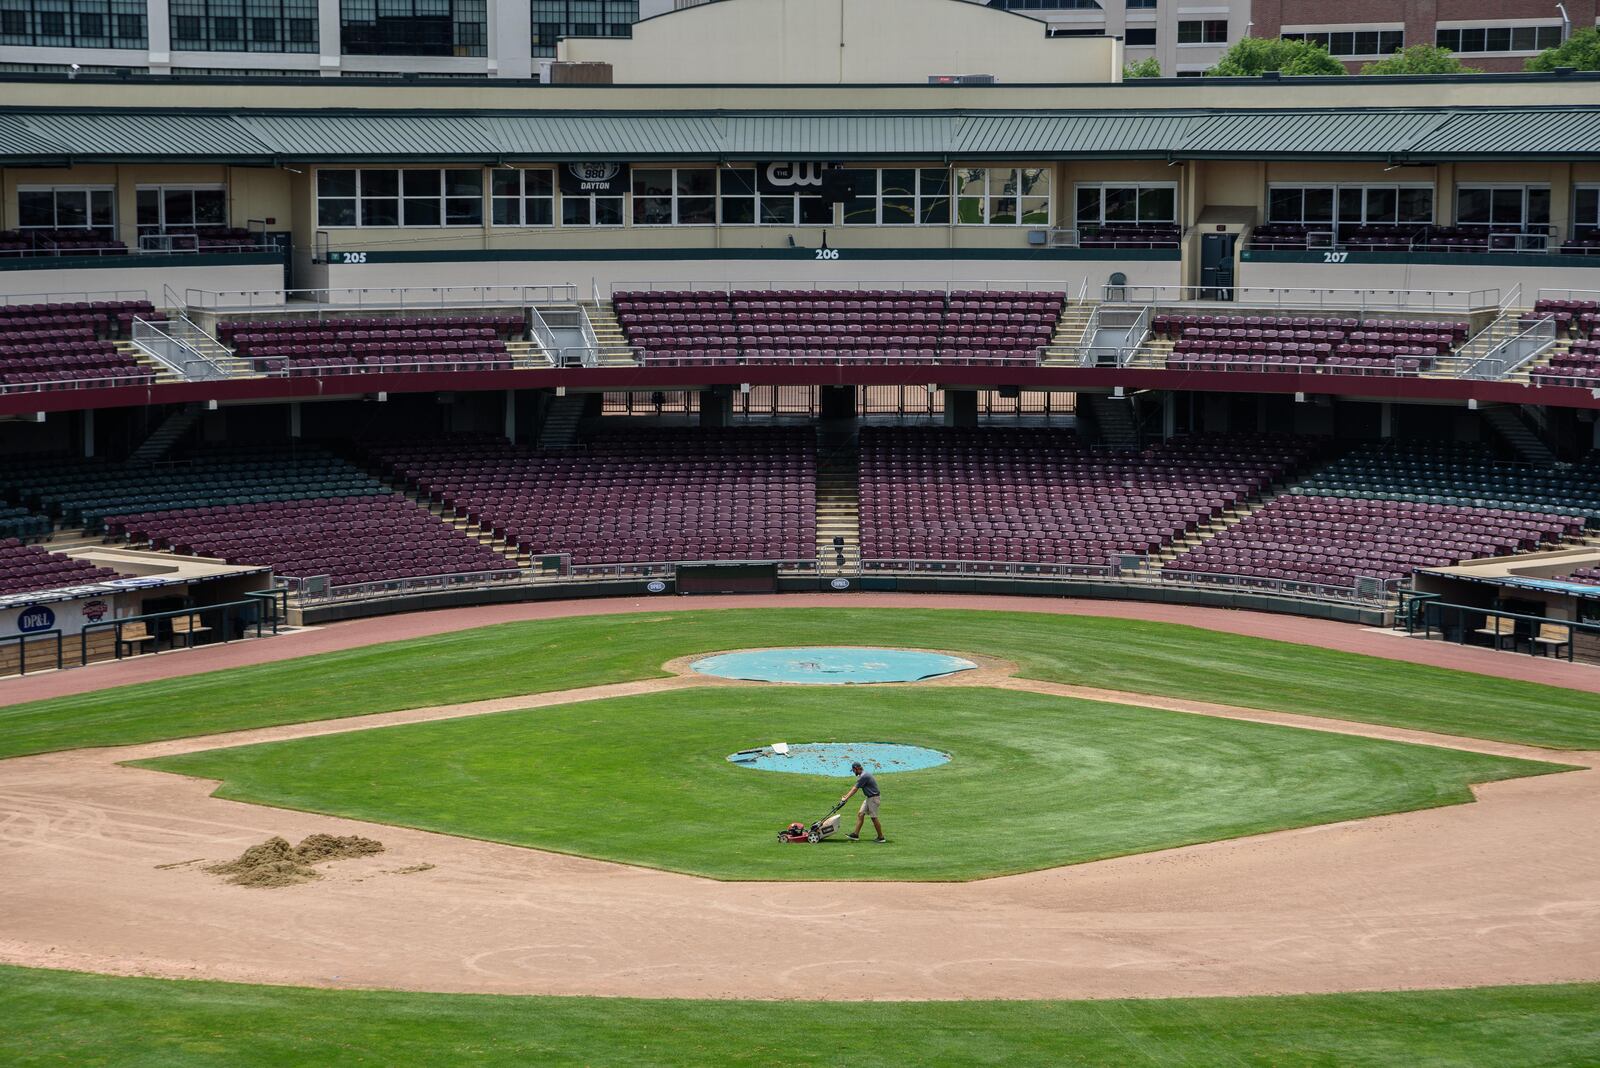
left=0, top=299, right=158, bottom=392
left=857, top=428, right=1317, bottom=568
left=612, top=289, right=1063, bottom=367
left=218, top=314, right=523, bottom=374
left=1156, top=313, right=1466, bottom=375
left=362, top=428, right=816, bottom=567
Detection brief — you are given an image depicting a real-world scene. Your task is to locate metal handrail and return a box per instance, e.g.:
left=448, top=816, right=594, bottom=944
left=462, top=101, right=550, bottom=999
left=285, top=567, right=529, bottom=604
left=0, top=287, right=148, bottom=304
left=80, top=595, right=282, bottom=664
left=1112, top=284, right=1498, bottom=314
left=608, top=279, right=1069, bottom=299
left=1461, top=313, right=1558, bottom=380
left=130, top=316, right=231, bottom=381
left=184, top=283, right=579, bottom=311
left=526, top=305, right=565, bottom=365
left=0, top=629, right=63, bottom=677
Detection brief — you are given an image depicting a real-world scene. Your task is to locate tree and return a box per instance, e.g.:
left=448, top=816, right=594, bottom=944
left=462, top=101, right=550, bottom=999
left=1360, top=44, right=1478, bottom=75
left=1122, top=57, right=1161, bottom=79
left=1526, top=26, right=1600, bottom=71
left=1207, top=37, right=1347, bottom=77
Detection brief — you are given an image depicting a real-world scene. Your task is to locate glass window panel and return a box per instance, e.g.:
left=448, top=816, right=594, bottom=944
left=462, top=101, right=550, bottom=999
left=1490, top=187, right=1522, bottom=224
left=360, top=169, right=398, bottom=197
left=1076, top=187, right=1101, bottom=223
left=491, top=170, right=520, bottom=197
left=361, top=197, right=398, bottom=226
left=54, top=190, right=87, bottom=227
left=880, top=169, right=915, bottom=198
left=136, top=188, right=161, bottom=227
left=1456, top=187, right=1491, bottom=224
left=955, top=168, right=988, bottom=199
left=17, top=191, right=53, bottom=228
left=1334, top=187, right=1360, bottom=223
left=525, top=197, right=552, bottom=226
left=194, top=188, right=226, bottom=224
left=163, top=188, right=195, bottom=227
left=760, top=196, right=795, bottom=225
left=1364, top=187, right=1396, bottom=223
left=632, top=168, right=670, bottom=197
left=525, top=170, right=553, bottom=196
left=1103, top=187, right=1136, bottom=222
left=678, top=197, right=715, bottom=225
left=1020, top=197, right=1049, bottom=225
left=920, top=196, right=949, bottom=225
left=721, top=196, right=755, bottom=225
left=1577, top=188, right=1600, bottom=226
left=1268, top=187, right=1302, bottom=222
left=319, top=169, right=357, bottom=197
left=445, top=196, right=480, bottom=225
left=881, top=197, right=915, bottom=225
left=89, top=189, right=114, bottom=227
left=1511, top=26, right=1535, bottom=51
left=1527, top=186, right=1550, bottom=226
left=402, top=170, right=441, bottom=196
left=595, top=197, right=623, bottom=225
left=1019, top=168, right=1049, bottom=198
left=799, top=197, right=831, bottom=225
left=492, top=197, right=518, bottom=225
left=1303, top=187, right=1333, bottom=222
left=1398, top=187, right=1433, bottom=223
left=318, top=199, right=356, bottom=227
left=676, top=169, right=714, bottom=197
left=445, top=170, right=479, bottom=197
left=562, top=198, right=592, bottom=226
left=404, top=197, right=441, bottom=225
left=1484, top=26, right=1510, bottom=51
left=919, top=169, right=949, bottom=197
left=1138, top=186, right=1174, bottom=222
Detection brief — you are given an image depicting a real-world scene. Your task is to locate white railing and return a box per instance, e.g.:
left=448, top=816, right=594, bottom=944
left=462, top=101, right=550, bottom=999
left=242, top=355, right=532, bottom=378
left=1112, top=284, right=1499, bottom=314
left=185, top=283, right=579, bottom=312
left=0, top=369, right=158, bottom=394
left=1536, top=287, right=1600, bottom=304
left=1077, top=304, right=1150, bottom=368
left=862, top=559, right=1117, bottom=579
left=638, top=352, right=1041, bottom=368
left=526, top=305, right=566, bottom=366
left=130, top=317, right=232, bottom=381
left=1074, top=303, right=1104, bottom=366
left=609, top=279, right=1072, bottom=299
left=0, top=288, right=148, bottom=304
left=1461, top=314, right=1558, bottom=380
left=137, top=234, right=267, bottom=255
left=1157, top=569, right=1398, bottom=605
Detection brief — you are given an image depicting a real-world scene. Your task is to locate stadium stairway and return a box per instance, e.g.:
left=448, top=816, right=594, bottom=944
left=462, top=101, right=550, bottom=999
left=579, top=300, right=640, bottom=365
left=1041, top=300, right=1098, bottom=364
left=1145, top=453, right=1334, bottom=577
left=505, top=338, right=552, bottom=368
left=355, top=455, right=529, bottom=570
left=536, top=395, right=588, bottom=449
left=1078, top=393, right=1141, bottom=449
left=1482, top=406, right=1559, bottom=467
left=815, top=430, right=861, bottom=574
left=127, top=404, right=204, bottom=465
left=113, top=339, right=184, bottom=385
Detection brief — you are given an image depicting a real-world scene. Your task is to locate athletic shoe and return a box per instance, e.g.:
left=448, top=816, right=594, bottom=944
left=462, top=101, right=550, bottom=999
left=873, top=837, right=887, bottom=843
left=845, top=833, right=859, bottom=841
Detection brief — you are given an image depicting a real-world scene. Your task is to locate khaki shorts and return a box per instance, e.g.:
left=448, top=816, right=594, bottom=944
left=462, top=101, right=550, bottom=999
left=859, top=795, right=880, bottom=818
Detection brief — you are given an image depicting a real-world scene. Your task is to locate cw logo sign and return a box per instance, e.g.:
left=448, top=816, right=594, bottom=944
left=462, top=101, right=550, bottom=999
left=763, top=162, right=825, bottom=188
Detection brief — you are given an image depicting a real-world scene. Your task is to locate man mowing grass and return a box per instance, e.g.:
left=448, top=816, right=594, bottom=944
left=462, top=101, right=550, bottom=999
left=842, top=761, right=886, bottom=843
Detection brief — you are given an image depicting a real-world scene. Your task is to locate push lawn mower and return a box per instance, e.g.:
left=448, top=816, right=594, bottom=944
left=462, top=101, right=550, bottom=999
left=778, top=797, right=847, bottom=843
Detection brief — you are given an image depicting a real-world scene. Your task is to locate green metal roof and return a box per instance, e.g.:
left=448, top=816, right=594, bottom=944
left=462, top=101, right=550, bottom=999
left=2, top=107, right=1599, bottom=164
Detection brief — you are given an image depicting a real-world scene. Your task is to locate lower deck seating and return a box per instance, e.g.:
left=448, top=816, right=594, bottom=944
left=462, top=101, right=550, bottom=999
left=0, top=504, right=51, bottom=541
left=9, top=446, right=390, bottom=531
left=1165, top=497, right=1581, bottom=589
left=858, top=428, right=1318, bottom=568
left=1165, top=442, right=1599, bottom=590
left=1530, top=321, right=1600, bottom=387
left=106, top=495, right=515, bottom=587
left=0, top=538, right=123, bottom=596
left=362, top=428, right=816, bottom=566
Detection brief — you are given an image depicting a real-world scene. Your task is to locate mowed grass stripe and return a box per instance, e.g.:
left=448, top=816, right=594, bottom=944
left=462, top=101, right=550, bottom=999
left=1, top=965, right=1597, bottom=1068
left=136, top=687, right=1565, bottom=881
left=5, top=608, right=1600, bottom=757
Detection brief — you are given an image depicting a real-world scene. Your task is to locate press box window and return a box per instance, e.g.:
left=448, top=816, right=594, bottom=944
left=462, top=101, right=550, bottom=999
left=17, top=187, right=115, bottom=229
left=842, top=169, right=951, bottom=226
left=956, top=168, right=1050, bottom=226
left=631, top=168, right=716, bottom=226
left=317, top=168, right=483, bottom=227
left=491, top=169, right=554, bottom=227
left=1075, top=184, right=1176, bottom=226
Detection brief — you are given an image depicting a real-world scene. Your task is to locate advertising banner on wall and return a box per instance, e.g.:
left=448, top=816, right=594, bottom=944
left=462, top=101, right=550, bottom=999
left=0, top=594, right=119, bottom=640
left=755, top=162, right=829, bottom=195
left=558, top=163, right=629, bottom=195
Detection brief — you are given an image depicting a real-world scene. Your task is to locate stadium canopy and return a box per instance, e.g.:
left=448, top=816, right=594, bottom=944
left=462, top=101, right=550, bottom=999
left=3, top=107, right=1600, bottom=166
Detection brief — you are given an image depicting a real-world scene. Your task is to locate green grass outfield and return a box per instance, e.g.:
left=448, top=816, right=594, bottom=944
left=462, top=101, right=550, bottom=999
left=4, top=609, right=1599, bottom=758
left=137, top=686, right=1564, bottom=880
left=2, top=966, right=1597, bottom=1067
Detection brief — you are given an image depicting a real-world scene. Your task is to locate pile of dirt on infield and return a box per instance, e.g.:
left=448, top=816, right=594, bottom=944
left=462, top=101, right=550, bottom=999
left=205, top=834, right=384, bottom=888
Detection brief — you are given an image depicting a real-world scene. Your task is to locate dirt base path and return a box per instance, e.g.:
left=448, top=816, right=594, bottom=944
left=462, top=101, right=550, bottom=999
left=2, top=659, right=1597, bottom=1001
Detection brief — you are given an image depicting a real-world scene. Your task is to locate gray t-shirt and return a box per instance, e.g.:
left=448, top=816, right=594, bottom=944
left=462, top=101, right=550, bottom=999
left=856, top=772, right=880, bottom=798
